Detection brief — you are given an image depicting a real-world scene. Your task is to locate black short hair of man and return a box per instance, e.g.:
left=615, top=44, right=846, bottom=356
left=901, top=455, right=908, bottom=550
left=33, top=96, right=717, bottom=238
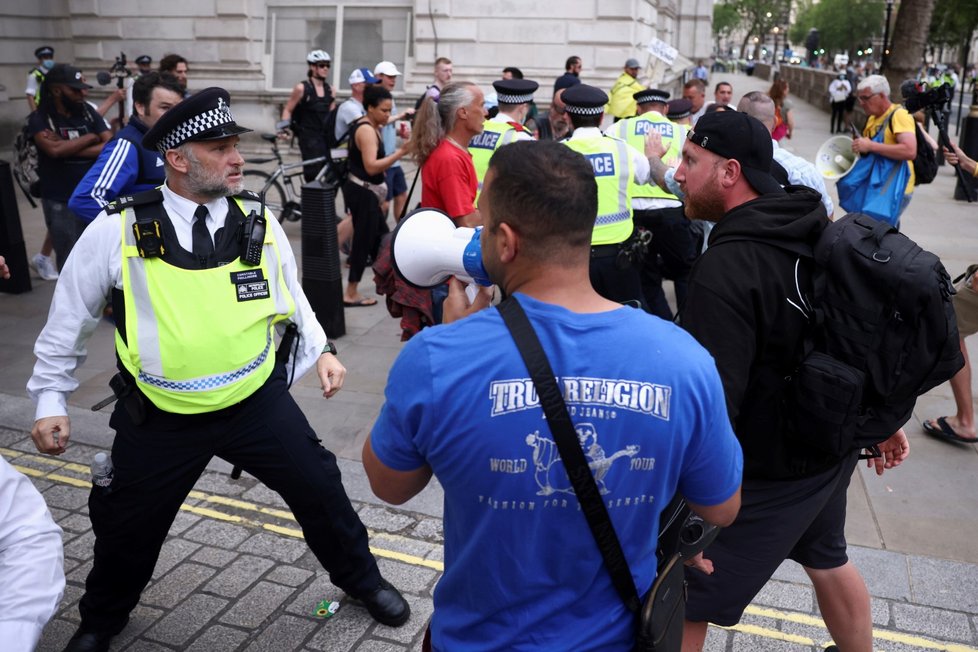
left=484, top=140, right=597, bottom=262
left=715, top=81, right=732, bottom=93
left=159, top=54, right=188, bottom=73
left=362, top=84, right=393, bottom=110
left=132, top=72, right=185, bottom=110
left=565, top=56, right=581, bottom=71
left=567, top=111, right=602, bottom=130
left=502, top=66, right=524, bottom=79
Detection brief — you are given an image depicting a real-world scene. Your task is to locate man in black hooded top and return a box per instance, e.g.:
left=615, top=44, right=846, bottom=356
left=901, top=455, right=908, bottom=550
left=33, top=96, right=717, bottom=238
left=675, top=111, right=910, bottom=652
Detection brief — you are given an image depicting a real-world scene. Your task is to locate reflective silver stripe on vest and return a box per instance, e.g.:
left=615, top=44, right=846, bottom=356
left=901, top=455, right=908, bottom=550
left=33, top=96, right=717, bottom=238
left=599, top=138, right=632, bottom=225
left=124, top=214, right=165, bottom=376
left=137, top=331, right=273, bottom=392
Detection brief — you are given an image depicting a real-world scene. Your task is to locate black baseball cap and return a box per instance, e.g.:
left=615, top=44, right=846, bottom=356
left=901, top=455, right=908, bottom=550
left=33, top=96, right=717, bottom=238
left=43, top=64, right=91, bottom=90
left=142, top=87, right=252, bottom=154
left=687, top=111, right=784, bottom=195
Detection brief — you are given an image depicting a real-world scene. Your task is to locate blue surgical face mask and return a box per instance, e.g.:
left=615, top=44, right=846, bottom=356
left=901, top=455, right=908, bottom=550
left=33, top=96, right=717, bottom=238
left=42, top=59, right=55, bottom=70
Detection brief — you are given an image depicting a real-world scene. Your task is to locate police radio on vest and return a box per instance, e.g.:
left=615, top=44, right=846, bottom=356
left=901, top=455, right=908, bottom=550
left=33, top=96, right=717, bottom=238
left=390, top=209, right=493, bottom=288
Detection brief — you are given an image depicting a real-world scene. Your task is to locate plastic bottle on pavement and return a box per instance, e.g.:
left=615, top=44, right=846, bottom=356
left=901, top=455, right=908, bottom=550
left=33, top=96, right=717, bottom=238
left=91, top=452, right=114, bottom=488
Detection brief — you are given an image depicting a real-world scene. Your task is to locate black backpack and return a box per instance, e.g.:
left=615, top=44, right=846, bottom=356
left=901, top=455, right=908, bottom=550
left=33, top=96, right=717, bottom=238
left=910, top=122, right=938, bottom=184
left=789, top=213, right=963, bottom=457
left=888, top=118, right=938, bottom=185
left=320, top=104, right=356, bottom=189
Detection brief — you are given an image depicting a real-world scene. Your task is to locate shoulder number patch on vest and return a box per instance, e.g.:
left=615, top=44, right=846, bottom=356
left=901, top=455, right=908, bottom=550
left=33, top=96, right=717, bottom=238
left=231, top=269, right=269, bottom=301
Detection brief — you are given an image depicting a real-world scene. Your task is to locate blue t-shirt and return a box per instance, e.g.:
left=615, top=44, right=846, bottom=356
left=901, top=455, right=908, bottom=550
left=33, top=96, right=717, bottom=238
left=371, top=294, right=743, bottom=652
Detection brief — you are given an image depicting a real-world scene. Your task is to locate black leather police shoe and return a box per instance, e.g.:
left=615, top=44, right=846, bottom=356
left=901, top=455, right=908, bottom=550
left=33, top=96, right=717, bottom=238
left=62, top=628, right=114, bottom=652
left=355, top=579, right=411, bottom=626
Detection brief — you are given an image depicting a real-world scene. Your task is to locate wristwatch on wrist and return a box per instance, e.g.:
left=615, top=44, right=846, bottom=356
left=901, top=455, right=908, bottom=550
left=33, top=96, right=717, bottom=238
left=322, top=342, right=338, bottom=356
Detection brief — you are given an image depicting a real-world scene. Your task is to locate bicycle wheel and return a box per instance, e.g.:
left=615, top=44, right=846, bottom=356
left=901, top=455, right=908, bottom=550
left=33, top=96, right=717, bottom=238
left=242, top=170, right=290, bottom=222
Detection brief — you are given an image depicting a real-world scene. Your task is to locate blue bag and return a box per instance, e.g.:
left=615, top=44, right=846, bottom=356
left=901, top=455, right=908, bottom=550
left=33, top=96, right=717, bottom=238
left=836, top=111, right=910, bottom=227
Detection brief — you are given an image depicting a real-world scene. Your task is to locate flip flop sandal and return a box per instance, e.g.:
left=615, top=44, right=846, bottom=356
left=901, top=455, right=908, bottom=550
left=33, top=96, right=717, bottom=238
left=923, top=417, right=978, bottom=444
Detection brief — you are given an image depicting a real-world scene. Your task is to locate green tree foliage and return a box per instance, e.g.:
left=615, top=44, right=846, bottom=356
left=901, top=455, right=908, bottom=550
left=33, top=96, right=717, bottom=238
left=789, top=0, right=887, bottom=56
left=713, top=1, right=742, bottom=53
left=928, top=0, right=978, bottom=59
left=728, top=0, right=791, bottom=59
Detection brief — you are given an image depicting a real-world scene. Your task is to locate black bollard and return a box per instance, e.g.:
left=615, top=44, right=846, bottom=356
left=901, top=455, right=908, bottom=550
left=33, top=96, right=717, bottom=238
left=0, top=160, right=33, bottom=294
left=301, top=181, right=346, bottom=337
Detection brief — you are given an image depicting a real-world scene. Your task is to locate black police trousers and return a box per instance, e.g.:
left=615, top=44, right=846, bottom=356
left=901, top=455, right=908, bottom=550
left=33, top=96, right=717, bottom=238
left=78, top=363, right=380, bottom=634
left=633, top=207, right=697, bottom=320
left=589, top=244, right=645, bottom=309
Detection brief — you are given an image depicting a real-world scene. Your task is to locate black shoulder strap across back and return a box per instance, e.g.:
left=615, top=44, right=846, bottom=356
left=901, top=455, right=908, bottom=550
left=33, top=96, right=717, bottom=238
left=497, top=297, right=642, bottom=614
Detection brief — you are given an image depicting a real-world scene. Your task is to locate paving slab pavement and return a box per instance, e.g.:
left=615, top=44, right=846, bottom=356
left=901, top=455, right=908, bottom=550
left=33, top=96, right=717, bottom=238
left=1, top=70, right=977, bottom=650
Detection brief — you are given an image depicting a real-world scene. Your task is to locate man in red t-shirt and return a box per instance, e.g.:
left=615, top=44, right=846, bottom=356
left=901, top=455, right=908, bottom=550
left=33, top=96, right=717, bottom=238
left=420, top=83, right=487, bottom=227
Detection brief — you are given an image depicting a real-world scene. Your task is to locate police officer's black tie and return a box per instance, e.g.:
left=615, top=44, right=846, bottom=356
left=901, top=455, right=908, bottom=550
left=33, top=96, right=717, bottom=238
left=193, top=205, right=214, bottom=266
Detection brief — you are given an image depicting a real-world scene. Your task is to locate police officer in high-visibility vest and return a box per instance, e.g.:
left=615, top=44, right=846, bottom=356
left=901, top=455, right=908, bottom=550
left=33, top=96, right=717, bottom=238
left=606, top=88, right=696, bottom=319
left=468, top=78, right=537, bottom=201
left=27, top=88, right=410, bottom=652
left=26, top=45, right=55, bottom=111
left=561, top=84, right=658, bottom=308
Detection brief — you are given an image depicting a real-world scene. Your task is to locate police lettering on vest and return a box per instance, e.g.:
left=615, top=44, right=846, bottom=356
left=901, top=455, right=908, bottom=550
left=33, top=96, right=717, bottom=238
left=470, top=131, right=502, bottom=150
left=587, top=152, right=617, bottom=176
left=634, top=121, right=674, bottom=138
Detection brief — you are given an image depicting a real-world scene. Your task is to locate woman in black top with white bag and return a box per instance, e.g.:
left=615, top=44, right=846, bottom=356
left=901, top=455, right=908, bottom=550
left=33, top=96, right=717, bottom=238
left=343, top=85, right=410, bottom=307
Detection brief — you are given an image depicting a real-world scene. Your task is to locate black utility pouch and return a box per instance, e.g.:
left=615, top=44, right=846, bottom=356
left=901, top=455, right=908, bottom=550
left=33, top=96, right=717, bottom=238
left=790, top=352, right=864, bottom=457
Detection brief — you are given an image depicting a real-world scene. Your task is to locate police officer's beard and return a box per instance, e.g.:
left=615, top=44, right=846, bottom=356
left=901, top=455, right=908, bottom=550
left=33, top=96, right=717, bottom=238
left=183, top=148, right=244, bottom=199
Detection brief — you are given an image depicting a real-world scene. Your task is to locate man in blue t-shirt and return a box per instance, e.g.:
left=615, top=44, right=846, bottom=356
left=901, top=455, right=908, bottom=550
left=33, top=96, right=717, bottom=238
left=363, top=140, right=743, bottom=652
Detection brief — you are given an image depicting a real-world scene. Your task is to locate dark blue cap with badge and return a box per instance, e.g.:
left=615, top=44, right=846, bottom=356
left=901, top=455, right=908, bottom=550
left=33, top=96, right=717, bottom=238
left=688, top=111, right=784, bottom=196
left=135, top=55, right=152, bottom=65
left=562, top=84, right=608, bottom=116
left=142, top=87, right=252, bottom=154
left=35, top=46, right=54, bottom=59
left=492, top=78, right=539, bottom=104
left=634, top=88, right=670, bottom=105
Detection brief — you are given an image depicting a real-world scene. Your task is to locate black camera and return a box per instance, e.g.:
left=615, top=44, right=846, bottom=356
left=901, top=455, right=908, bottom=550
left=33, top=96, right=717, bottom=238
left=901, top=81, right=952, bottom=114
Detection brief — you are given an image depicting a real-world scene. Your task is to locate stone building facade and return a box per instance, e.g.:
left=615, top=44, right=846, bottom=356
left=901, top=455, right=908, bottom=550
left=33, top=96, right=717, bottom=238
left=0, top=0, right=713, bottom=145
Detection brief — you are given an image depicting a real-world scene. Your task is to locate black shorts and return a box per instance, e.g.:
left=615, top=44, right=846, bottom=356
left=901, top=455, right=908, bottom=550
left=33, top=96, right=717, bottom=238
left=385, top=166, right=407, bottom=200
left=684, top=452, right=859, bottom=627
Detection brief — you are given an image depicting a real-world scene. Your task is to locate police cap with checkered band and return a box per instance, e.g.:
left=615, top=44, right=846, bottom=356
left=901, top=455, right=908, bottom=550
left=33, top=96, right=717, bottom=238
left=561, top=84, right=608, bottom=116
left=142, top=87, right=252, bottom=154
left=491, top=78, right=539, bottom=105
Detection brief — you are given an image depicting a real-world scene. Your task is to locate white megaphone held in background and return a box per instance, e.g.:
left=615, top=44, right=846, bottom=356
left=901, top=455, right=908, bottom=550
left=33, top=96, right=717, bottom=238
left=390, top=208, right=493, bottom=288
left=816, top=135, right=859, bottom=180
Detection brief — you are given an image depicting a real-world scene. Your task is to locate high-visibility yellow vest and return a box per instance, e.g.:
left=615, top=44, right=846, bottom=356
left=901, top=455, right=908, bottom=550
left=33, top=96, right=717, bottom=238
left=468, top=119, right=531, bottom=201
left=115, top=197, right=295, bottom=414
left=563, top=136, right=634, bottom=245
left=607, top=113, right=684, bottom=201
left=31, top=68, right=45, bottom=104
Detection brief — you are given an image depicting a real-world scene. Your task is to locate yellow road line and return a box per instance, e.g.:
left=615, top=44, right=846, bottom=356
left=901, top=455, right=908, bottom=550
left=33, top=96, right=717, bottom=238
left=740, top=605, right=978, bottom=651
left=12, top=458, right=978, bottom=651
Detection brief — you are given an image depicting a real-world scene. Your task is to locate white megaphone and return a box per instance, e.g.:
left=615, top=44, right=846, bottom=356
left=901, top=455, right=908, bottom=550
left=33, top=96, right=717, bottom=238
left=816, top=135, right=859, bottom=180
left=390, top=208, right=493, bottom=288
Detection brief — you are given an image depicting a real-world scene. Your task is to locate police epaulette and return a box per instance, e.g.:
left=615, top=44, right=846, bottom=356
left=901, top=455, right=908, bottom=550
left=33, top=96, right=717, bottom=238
left=106, top=188, right=164, bottom=214
left=234, top=189, right=262, bottom=202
